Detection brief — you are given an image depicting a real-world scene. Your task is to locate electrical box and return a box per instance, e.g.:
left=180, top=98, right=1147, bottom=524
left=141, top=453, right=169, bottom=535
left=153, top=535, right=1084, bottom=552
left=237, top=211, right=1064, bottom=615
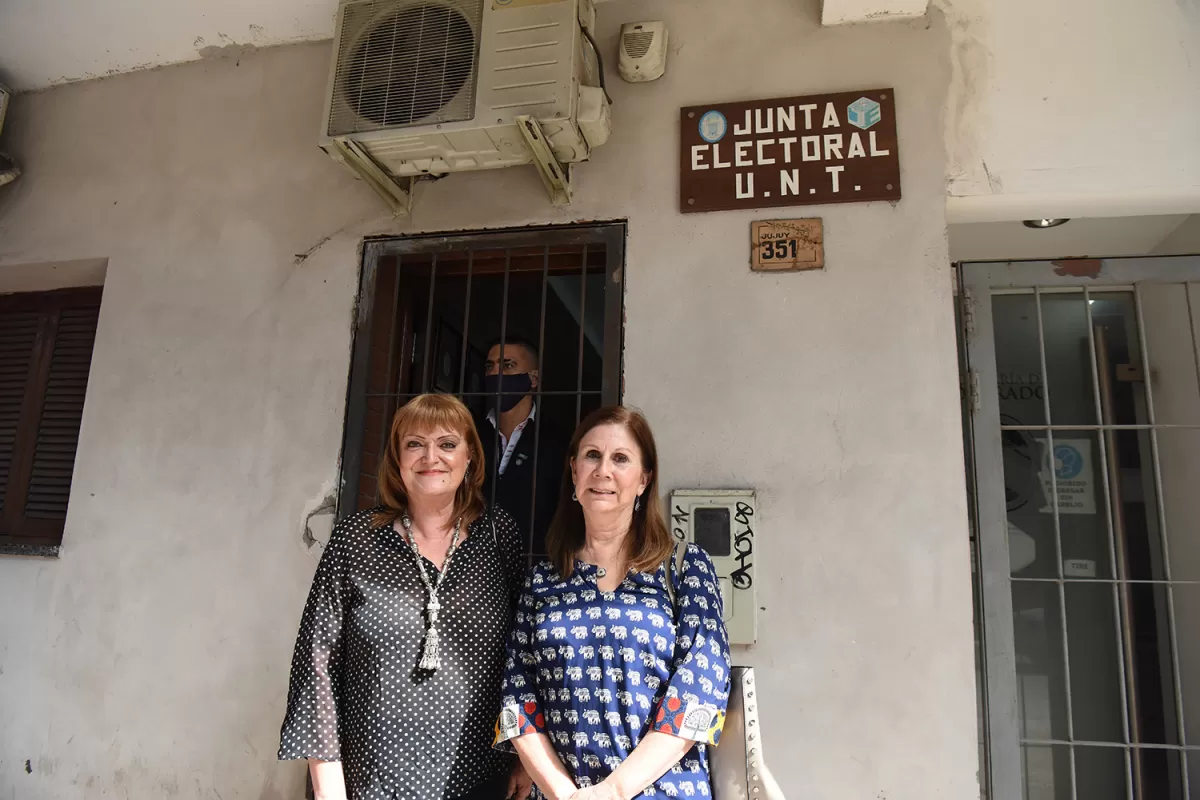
left=669, top=489, right=757, bottom=645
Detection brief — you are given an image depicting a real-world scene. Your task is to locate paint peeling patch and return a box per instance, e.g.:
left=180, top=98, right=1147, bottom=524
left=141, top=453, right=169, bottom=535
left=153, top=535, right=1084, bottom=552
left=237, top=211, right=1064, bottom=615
left=937, top=0, right=992, bottom=197
left=301, top=483, right=339, bottom=551
left=25, top=760, right=32, bottom=774
left=1052, top=259, right=1102, bottom=279
left=38, top=59, right=165, bottom=90
left=197, top=42, right=258, bottom=61
left=249, top=24, right=268, bottom=42
left=824, top=6, right=928, bottom=25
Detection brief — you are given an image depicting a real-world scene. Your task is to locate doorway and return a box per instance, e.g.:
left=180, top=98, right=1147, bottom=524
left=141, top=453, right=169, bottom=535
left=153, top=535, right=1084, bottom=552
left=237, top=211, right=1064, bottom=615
left=962, top=257, right=1200, bottom=799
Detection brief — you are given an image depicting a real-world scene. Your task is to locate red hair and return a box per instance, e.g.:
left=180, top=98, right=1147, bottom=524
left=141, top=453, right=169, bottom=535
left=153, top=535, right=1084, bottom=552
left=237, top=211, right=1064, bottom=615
left=371, top=394, right=485, bottom=530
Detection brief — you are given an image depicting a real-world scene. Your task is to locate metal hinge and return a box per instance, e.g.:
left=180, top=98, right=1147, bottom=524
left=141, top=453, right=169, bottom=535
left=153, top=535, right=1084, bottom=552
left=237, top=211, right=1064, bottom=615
left=968, top=369, right=981, bottom=413
left=961, top=287, right=976, bottom=337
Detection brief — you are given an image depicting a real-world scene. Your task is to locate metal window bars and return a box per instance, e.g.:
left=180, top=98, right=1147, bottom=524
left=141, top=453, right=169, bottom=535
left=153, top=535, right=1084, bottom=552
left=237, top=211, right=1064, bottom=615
left=962, top=257, right=1200, bottom=800
left=339, top=223, right=626, bottom=561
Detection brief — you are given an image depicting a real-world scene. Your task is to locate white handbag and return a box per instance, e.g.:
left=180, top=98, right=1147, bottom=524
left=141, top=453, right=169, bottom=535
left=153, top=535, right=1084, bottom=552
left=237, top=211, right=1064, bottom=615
left=664, top=546, right=786, bottom=800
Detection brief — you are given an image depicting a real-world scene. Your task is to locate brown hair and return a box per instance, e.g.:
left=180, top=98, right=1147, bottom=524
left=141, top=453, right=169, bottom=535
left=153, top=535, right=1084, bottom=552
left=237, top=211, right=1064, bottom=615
left=371, top=394, right=486, bottom=530
left=546, top=406, right=673, bottom=578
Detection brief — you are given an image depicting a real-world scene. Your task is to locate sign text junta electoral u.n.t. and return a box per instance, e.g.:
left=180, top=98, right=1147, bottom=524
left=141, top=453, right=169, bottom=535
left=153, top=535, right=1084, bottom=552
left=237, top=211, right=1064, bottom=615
left=680, top=88, right=901, bottom=213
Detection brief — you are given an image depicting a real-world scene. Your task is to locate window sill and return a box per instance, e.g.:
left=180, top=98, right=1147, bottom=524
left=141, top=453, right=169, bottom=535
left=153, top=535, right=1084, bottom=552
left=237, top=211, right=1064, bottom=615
left=0, top=542, right=60, bottom=558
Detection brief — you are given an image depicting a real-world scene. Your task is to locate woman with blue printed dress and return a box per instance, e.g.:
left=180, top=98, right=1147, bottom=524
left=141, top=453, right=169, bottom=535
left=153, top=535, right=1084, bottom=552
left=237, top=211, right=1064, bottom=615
left=494, top=406, right=731, bottom=800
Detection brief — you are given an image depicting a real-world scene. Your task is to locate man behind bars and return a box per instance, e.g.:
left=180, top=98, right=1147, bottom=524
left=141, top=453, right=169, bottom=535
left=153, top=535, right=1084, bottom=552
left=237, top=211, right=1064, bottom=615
left=476, top=336, right=568, bottom=557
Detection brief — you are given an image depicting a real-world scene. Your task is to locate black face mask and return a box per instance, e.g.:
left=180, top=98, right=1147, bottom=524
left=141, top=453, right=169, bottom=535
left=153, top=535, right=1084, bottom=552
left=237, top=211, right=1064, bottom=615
left=483, top=373, right=533, bottom=412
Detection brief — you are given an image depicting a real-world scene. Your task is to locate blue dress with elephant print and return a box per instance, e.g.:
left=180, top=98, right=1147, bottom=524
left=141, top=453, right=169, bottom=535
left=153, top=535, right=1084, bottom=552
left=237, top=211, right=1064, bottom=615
left=494, top=544, right=731, bottom=798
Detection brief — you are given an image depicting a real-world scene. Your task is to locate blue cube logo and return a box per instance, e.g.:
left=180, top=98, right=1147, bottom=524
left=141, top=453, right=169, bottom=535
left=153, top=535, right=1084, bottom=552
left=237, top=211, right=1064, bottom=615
left=847, top=97, right=882, bottom=130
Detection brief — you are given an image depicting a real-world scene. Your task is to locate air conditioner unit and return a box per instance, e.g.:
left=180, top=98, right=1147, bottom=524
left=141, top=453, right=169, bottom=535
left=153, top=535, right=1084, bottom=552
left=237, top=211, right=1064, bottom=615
left=320, top=0, right=612, bottom=214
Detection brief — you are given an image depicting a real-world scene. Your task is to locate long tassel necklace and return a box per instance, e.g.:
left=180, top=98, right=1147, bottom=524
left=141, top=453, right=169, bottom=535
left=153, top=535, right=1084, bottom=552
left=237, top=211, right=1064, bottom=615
left=399, top=514, right=463, bottom=672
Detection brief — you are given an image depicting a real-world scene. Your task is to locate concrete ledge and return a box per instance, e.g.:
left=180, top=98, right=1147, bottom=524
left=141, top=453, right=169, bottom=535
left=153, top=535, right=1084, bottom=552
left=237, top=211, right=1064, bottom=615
left=0, top=542, right=60, bottom=558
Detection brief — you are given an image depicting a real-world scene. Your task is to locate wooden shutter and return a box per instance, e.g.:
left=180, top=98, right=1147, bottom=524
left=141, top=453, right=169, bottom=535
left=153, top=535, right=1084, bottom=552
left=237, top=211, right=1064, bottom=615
left=0, top=287, right=101, bottom=548
left=355, top=256, right=411, bottom=512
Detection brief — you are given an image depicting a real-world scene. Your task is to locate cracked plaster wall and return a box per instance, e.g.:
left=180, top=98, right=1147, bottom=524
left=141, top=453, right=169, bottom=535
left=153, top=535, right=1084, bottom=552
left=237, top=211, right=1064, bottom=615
left=937, top=0, right=1200, bottom=222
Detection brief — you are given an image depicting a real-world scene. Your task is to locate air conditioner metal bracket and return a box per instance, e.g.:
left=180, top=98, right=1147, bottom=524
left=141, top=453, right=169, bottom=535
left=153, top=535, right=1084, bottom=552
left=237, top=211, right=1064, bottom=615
left=516, top=115, right=572, bottom=206
left=327, top=138, right=415, bottom=216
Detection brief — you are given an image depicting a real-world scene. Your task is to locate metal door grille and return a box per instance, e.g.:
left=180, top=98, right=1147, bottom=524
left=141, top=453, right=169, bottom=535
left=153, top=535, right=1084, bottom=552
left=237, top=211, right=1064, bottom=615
left=339, top=223, right=625, bottom=561
left=963, top=257, right=1200, bottom=800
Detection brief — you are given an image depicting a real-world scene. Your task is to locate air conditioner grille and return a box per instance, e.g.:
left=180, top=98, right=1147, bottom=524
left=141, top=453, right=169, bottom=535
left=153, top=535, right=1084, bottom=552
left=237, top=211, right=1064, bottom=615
left=622, top=31, right=654, bottom=60
left=330, top=0, right=484, bottom=136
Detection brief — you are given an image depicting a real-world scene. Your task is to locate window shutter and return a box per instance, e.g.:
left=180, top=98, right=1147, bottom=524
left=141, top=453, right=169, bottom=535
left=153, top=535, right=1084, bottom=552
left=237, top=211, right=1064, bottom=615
left=0, top=311, right=41, bottom=512
left=357, top=257, right=403, bottom=512
left=24, top=305, right=99, bottom=520
left=0, top=288, right=101, bottom=549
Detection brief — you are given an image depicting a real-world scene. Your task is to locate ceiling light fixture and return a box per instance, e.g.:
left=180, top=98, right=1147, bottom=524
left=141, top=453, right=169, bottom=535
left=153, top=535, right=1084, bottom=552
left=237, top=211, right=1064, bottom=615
left=1023, top=218, right=1070, bottom=229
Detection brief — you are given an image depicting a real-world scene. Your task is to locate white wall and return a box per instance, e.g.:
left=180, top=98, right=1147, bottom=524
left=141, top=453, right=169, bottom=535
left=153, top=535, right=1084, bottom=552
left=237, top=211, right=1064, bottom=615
left=940, top=0, right=1200, bottom=222
left=1154, top=214, right=1200, bottom=255
left=0, top=1, right=978, bottom=797
left=0, top=0, right=337, bottom=90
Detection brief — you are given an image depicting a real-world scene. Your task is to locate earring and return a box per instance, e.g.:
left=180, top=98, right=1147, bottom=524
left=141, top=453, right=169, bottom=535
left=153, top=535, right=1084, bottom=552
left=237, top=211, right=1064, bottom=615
left=635, top=495, right=641, bottom=511
left=572, top=489, right=578, bottom=502
left=464, top=468, right=470, bottom=480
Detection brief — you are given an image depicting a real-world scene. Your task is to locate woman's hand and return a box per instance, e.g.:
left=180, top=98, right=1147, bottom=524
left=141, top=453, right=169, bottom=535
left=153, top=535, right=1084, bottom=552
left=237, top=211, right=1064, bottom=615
left=566, top=782, right=623, bottom=800
left=511, top=733, right=579, bottom=800
left=507, top=759, right=534, bottom=800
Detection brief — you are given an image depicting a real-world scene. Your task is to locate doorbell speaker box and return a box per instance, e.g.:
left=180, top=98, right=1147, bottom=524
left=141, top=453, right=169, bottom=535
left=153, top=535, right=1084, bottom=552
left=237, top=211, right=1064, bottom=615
left=619, top=21, right=668, bottom=83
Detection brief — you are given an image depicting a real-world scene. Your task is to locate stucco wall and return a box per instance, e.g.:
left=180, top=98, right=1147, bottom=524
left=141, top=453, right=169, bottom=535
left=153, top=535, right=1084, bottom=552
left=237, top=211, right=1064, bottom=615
left=0, top=0, right=978, bottom=797
left=939, top=0, right=1200, bottom=222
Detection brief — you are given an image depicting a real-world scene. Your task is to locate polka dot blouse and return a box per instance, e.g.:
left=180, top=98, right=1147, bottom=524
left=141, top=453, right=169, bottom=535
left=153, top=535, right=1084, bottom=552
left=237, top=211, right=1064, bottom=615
left=278, top=506, right=525, bottom=800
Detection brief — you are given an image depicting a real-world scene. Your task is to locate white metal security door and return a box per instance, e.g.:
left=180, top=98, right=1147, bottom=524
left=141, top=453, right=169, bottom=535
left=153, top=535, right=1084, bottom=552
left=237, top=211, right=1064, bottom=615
left=962, top=257, right=1200, bottom=800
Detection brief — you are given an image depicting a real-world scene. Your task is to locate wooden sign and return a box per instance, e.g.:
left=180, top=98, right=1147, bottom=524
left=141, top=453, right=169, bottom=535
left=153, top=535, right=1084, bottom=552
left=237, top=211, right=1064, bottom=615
left=751, top=219, right=824, bottom=272
left=680, top=88, right=900, bottom=213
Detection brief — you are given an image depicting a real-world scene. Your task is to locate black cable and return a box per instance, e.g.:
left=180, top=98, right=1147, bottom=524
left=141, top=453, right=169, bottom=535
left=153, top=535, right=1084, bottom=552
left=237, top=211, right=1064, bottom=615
left=579, top=24, right=612, bottom=105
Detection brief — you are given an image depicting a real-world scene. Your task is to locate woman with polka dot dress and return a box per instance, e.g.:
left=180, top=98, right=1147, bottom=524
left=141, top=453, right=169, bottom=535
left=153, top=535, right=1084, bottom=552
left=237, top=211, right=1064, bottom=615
left=279, top=394, right=534, bottom=800
left=494, top=406, right=731, bottom=800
